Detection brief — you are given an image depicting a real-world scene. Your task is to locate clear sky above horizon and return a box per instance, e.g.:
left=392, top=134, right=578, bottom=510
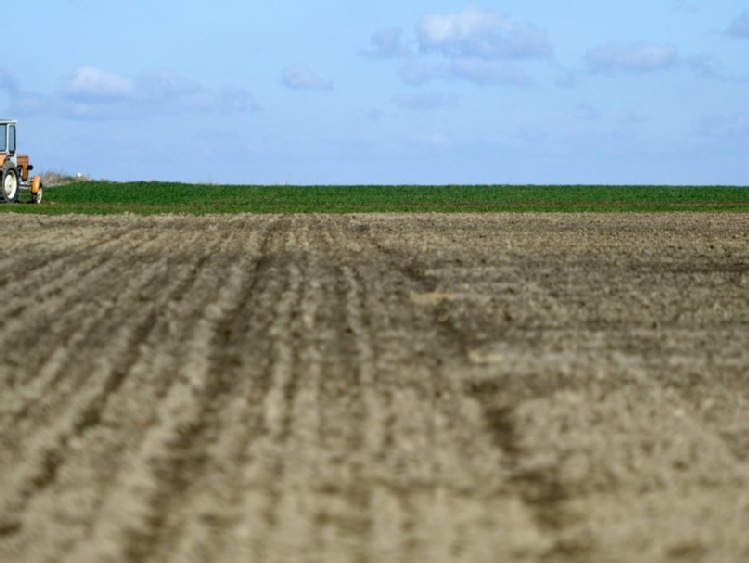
left=3, top=1, right=748, bottom=185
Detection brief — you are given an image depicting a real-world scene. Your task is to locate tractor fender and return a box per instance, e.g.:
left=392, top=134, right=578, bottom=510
left=1, top=155, right=14, bottom=171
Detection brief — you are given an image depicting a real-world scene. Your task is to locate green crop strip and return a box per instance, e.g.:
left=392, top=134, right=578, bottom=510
left=3, top=181, right=749, bottom=214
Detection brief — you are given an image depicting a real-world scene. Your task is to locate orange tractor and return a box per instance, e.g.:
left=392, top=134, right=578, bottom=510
left=1, top=119, right=43, bottom=204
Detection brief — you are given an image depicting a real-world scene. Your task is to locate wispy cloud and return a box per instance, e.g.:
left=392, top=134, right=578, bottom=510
left=0, top=66, right=255, bottom=119
left=672, top=1, right=698, bottom=14
left=0, top=69, right=19, bottom=95
left=695, top=111, right=749, bottom=140
left=555, top=69, right=580, bottom=89
left=687, top=54, right=748, bottom=83
left=399, top=62, right=434, bottom=86
left=449, top=59, right=532, bottom=87
left=417, top=8, right=552, bottom=60
left=573, top=103, right=600, bottom=121
left=399, top=60, right=532, bottom=88
left=391, top=92, right=458, bottom=110
left=362, top=28, right=411, bottom=58
left=585, top=42, right=679, bottom=73
left=280, top=65, right=333, bottom=91
left=59, top=67, right=254, bottom=118
left=617, top=109, right=648, bottom=124
left=727, top=10, right=749, bottom=38
left=572, top=104, right=648, bottom=124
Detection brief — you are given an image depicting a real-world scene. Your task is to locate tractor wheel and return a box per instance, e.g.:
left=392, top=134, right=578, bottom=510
left=1, top=168, right=19, bottom=204
left=31, top=183, right=43, bottom=205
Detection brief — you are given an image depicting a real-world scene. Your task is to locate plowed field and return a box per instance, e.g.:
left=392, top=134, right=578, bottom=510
left=1, top=212, right=748, bottom=562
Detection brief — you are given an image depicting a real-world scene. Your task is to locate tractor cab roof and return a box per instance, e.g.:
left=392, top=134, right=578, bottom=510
left=0, top=119, right=17, bottom=125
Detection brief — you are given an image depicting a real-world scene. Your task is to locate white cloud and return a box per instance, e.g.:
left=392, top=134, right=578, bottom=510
left=367, top=9, right=547, bottom=89
left=363, top=28, right=410, bottom=58
left=727, top=10, right=749, bottom=38
left=63, top=66, right=135, bottom=101
left=280, top=65, right=333, bottom=91
left=417, top=8, right=551, bottom=60
left=4, top=66, right=255, bottom=119
left=585, top=43, right=679, bottom=73
left=63, top=67, right=255, bottom=118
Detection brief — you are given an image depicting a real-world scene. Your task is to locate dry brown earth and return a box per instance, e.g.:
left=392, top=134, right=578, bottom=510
left=0, top=212, right=748, bottom=562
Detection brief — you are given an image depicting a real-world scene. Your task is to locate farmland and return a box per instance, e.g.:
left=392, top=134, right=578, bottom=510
left=1, top=211, right=748, bottom=562
left=5, top=181, right=749, bottom=214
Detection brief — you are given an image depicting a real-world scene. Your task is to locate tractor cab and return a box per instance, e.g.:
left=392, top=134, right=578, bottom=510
left=0, top=120, right=17, bottom=155
left=1, top=119, right=42, bottom=204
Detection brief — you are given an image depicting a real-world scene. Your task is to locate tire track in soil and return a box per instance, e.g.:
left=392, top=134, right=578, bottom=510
left=481, top=388, right=749, bottom=562
left=140, top=215, right=530, bottom=563
left=395, top=214, right=749, bottom=562
left=246, top=215, right=545, bottom=563
left=344, top=216, right=554, bottom=562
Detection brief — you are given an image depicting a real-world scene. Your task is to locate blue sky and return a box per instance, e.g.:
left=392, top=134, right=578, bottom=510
left=2, top=1, right=749, bottom=185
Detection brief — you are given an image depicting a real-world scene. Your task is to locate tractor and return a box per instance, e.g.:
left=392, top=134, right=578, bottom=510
left=1, top=119, right=43, bottom=204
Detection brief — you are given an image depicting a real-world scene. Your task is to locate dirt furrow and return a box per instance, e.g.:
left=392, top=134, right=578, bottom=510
left=50, top=227, right=264, bottom=563
left=232, top=249, right=312, bottom=560
left=0, top=250, right=123, bottom=380
left=401, top=214, right=749, bottom=562
left=0, top=227, right=208, bottom=433
left=0, top=224, right=146, bottom=320
left=87, top=217, right=292, bottom=563
left=0, top=298, right=213, bottom=558
left=0, top=212, right=747, bottom=562
left=0, top=223, right=184, bottom=385
left=322, top=216, right=544, bottom=562
left=0, top=226, right=229, bottom=563
left=147, top=227, right=292, bottom=563
left=487, top=387, right=749, bottom=561
left=58, top=234, right=252, bottom=562
left=1, top=249, right=170, bottom=426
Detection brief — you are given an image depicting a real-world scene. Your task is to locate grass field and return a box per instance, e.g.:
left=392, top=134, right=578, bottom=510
left=4, top=181, right=749, bottom=214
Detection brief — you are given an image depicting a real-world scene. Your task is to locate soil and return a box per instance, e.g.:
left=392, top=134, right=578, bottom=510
left=0, top=212, right=748, bottom=562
